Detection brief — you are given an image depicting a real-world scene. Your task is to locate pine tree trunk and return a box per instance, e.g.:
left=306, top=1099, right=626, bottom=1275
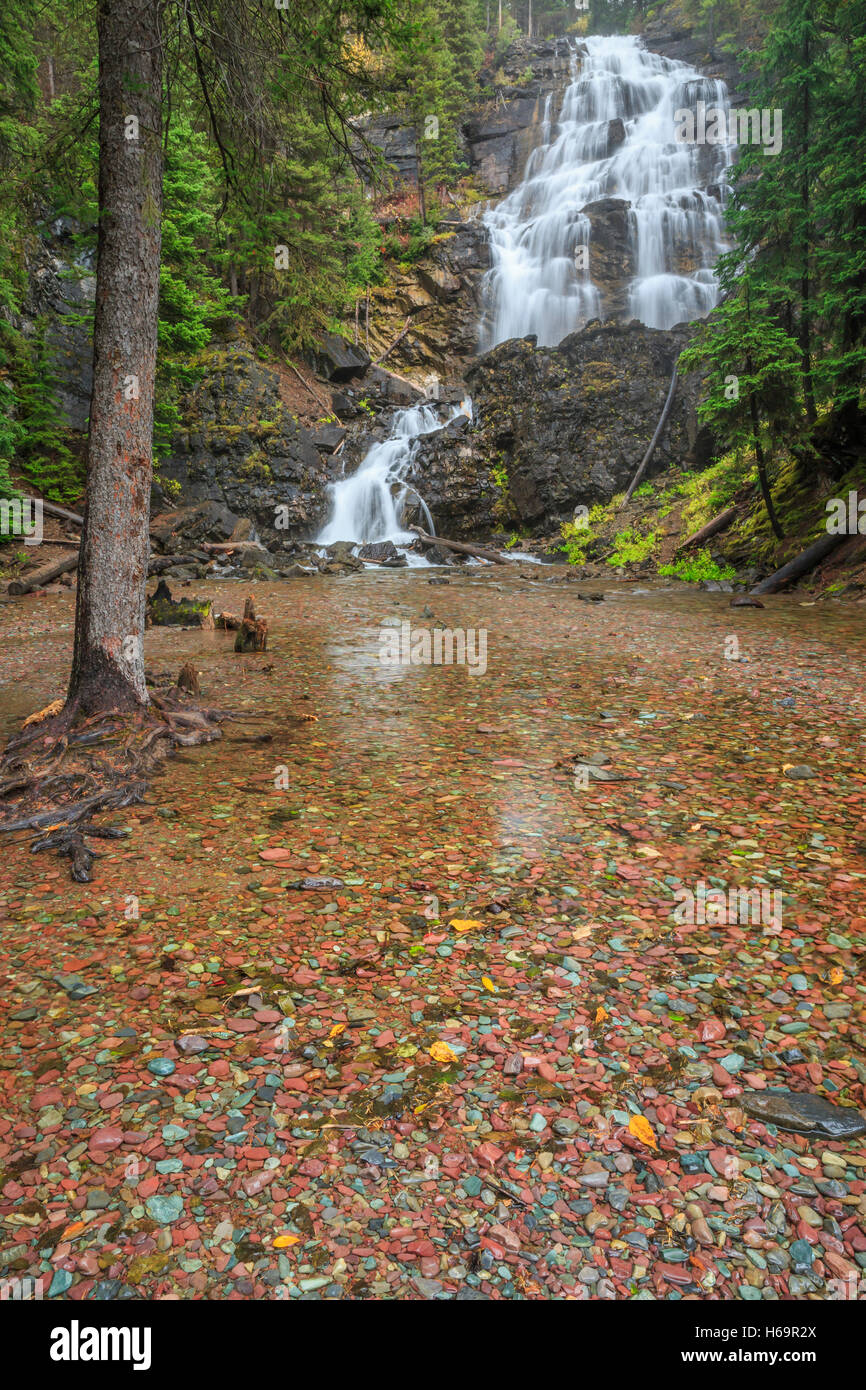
left=800, top=30, right=816, bottom=425
left=749, top=388, right=784, bottom=540
left=68, top=0, right=163, bottom=715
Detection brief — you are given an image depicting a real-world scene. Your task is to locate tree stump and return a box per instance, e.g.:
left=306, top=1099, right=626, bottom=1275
left=234, top=594, right=268, bottom=653
left=176, top=662, right=200, bottom=696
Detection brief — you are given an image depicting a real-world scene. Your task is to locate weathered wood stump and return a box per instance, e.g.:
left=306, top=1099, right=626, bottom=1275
left=234, top=594, right=268, bottom=653
left=176, top=662, right=201, bottom=696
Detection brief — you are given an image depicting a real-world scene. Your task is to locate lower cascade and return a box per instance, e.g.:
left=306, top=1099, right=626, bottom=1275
left=316, top=401, right=469, bottom=552
left=480, top=32, right=733, bottom=347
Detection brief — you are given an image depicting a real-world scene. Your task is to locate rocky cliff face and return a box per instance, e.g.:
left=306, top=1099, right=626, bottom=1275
left=364, top=37, right=574, bottom=202
left=641, top=6, right=746, bottom=104
left=409, top=322, right=711, bottom=538
left=156, top=343, right=333, bottom=544
left=367, top=220, right=490, bottom=375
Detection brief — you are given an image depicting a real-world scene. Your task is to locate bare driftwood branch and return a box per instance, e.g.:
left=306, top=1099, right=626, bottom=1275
left=620, top=364, right=679, bottom=508
left=373, top=317, right=411, bottom=366
left=410, top=526, right=508, bottom=565
left=675, top=505, right=738, bottom=553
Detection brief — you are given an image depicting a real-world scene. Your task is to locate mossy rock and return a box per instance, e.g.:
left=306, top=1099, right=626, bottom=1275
left=146, top=580, right=214, bottom=629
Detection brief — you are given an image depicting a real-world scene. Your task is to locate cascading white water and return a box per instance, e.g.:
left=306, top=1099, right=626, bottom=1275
left=480, top=33, right=733, bottom=347
left=316, top=401, right=468, bottom=548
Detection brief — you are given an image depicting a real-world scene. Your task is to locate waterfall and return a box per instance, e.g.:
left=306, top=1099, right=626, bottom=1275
left=316, top=401, right=469, bottom=549
left=480, top=34, right=733, bottom=348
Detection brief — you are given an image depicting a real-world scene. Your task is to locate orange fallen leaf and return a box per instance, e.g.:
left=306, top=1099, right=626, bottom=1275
left=594, top=1006, right=609, bottom=1024
left=628, top=1114, right=658, bottom=1150
left=273, top=1234, right=300, bottom=1248
left=328, top=1023, right=347, bottom=1039
left=429, top=1040, right=458, bottom=1065
left=450, top=918, right=482, bottom=934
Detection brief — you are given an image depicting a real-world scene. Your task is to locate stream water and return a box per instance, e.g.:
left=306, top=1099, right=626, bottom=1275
left=316, top=401, right=469, bottom=554
left=480, top=33, right=733, bottom=347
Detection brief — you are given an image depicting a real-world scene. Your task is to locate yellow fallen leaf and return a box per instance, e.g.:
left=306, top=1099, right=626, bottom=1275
left=827, top=966, right=844, bottom=985
left=628, top=1114, right=658, bottom=1150
left=429, top=1040, right=458, bottom=1065
left=594, top=1006, right=609, bottom=1024
left=450, top=918, right=482, bottom=934
left=481, top=976, right=497, bottom=993
left=328, top=1023, right=347, bottom=1039
left=274, top=1234, right=300, bottom=1248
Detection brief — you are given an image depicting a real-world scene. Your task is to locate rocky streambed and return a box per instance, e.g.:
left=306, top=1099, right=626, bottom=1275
left=1, top=570, right=865, bottom=1300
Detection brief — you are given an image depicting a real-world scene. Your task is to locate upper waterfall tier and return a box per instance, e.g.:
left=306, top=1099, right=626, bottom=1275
left=479, top=33, right=733, bottom=349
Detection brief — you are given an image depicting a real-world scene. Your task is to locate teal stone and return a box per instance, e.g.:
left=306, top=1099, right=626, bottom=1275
left=161, top=1124, right=189, bottom=1143
left=719, top=1053, right=745, bottom=1073
left=49, top=1269, right=74, bottom=1297
left=145, top=1194, right=183, bottom=1224
left=147, top=1058, right=176, bottom=1077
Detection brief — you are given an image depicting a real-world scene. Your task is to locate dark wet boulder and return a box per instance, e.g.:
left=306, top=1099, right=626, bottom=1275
left=742, top=1091, right=866, bottom=1139
left=412, top=321, right=711, bottom=538
left=309, top=424, right=347, bottom=454
left=311, top=334, right=371, bottom=382
left=357, top=540, right=407, bottom=567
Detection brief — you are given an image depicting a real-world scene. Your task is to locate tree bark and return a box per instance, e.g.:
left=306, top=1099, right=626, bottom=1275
left=68, top=0, right=163, bottom=715
left=748, top=383, right=784, bottom=539
left=799, top=29, right=816, bottom=425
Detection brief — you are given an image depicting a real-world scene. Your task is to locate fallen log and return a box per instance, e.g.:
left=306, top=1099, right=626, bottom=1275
left=7, top=550, right=79, bottom=595
left=620, top=363, right=679, bottom=508
left=147, top=553, right=202, bottom=575
left=675, top=505, right=738, bottom=552
left=8, top=549, right=204, bottom=596
left=410, top=526, right=508, bottom=565
left=750, top=532, right=848, bottom=595
left=40, top=500, right=85, bottom=528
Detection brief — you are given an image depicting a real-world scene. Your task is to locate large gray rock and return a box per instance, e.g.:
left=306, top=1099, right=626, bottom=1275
left=410, top=321, right=711, bottom=537
left=157, top=344, right=332, bottom=544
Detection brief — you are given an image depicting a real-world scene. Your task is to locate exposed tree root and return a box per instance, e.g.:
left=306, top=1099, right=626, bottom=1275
left=0, top=670, right=227, bottom=882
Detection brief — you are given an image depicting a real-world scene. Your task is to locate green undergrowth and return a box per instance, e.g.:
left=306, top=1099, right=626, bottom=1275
left=658, top=549, right=737, bottom=583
